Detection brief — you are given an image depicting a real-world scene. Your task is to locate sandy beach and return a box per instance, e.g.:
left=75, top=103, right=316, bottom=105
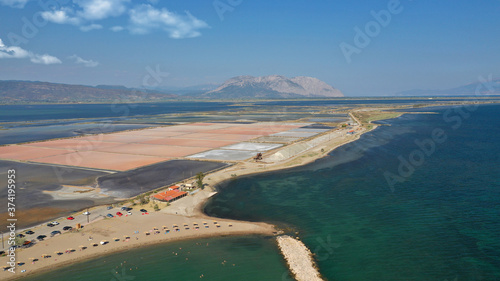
left=1, top=109, right=373, bottom=280
left=0, top=206, right=276, bottom=280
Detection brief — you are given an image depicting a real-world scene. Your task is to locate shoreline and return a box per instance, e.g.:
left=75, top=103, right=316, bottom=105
left=277, top=235, right=323, bottom=281
left=16, top=231, right=273, bottom=279
left=2, top=103, right=470, bottom=280
left=0, top=106, right=381, bottom=280
left=1, top=210, right=277, bottom=280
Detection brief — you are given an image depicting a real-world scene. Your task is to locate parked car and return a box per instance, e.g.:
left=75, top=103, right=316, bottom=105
left=83, top=211, right=90, bottom=216
left=62, top=226, right=72, bottom=231
left=120, top=207, right=128, bottom=211
left=16, top=233, right=25, bottom=238
left=107, top=206, right=113, bottom=210
left=51, top=221, right=59, bottom=225
left=25, top=230, right=35, bottom=235
left=36, top=235, right=46, bottom=241
left=140, top=209, right=148, bottom=213
left=106, top=213, right=114, bottom=218
left=67, top=216, right=75, bottom=220
left=50, top=231, right=61, bottom=237
left=116, top=212, right=123, bottom=217
left=47, top=223, right=55, bottom=227
left=126, top=211, right=132, bottom=215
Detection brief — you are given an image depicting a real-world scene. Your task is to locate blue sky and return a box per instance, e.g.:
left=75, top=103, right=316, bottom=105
left=0, top=0, right=499, bottom=96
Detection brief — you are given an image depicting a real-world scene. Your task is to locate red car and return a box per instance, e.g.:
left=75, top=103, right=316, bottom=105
left=67, top=216, right=75, bottom=220
left=116, top=212, right=123, bottom=217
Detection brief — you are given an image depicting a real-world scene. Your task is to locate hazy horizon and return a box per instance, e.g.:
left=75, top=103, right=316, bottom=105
left=1, top=0, right=499, bottom=96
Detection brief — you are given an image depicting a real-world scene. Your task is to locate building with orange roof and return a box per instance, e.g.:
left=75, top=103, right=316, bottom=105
left=168, top=185, right=180, bottom=190
left=152, top=189, right=187, bottom=203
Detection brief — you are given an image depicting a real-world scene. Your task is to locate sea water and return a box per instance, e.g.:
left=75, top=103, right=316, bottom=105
left=25, top=104, right=500, bottom=280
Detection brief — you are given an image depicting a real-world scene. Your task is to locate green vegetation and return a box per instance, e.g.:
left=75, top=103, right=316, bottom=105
left=14, top=236, right=26, bottom=247
left=196, top=172, right=205, bottom=190
left=353, top=111, right=403, bottom=126
left=138, top=194, right=150, bottom=205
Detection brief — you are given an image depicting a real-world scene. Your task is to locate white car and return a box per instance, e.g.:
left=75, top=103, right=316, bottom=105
left=51, top=221, right=59, bottom=225
left=83, top=211, right=90, bottom=215
left=126, top=211, right=132, bottom=215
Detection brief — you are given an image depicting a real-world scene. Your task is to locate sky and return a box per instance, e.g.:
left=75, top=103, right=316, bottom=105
left=0, top=0, right=499, bottom=96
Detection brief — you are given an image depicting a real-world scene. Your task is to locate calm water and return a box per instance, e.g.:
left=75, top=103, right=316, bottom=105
left=0, top=102, right=240, bottom=122
left=205, top=104, right=500, bottom=280
left=24, top=104, right=500, bottom=280
left=0, top=123, right=155, bottom=145
left=25, top=236, right=291, bottom=281
left=2, top=98, right=494, bottom=122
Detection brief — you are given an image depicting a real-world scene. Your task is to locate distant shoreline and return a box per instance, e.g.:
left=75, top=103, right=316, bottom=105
left=1, top=101, right=496, bottom=279
left=0, top=109, right=370, bottom=280
left=1, top=95, right=499, bottom=106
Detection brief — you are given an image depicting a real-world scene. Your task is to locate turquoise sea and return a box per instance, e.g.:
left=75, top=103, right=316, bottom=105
left=24, top=104, right=500, bottom=280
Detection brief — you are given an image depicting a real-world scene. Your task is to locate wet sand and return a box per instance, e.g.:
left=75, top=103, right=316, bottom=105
left=0, top=115, right=369, bottom=280
left=0, top=160, right=109, bottom=229
left=97, top=160, right=229, bottom=198
left=0, top=158, right=228, bottom=229
left=0, top=208, right=275, bottom=280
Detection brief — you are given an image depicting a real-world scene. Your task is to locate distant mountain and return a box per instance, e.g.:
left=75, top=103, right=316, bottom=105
left=0, top=80, right=177, bottom=103
left=201, top=75, right=343, bottom=99
left=95, top=84, right=130, bottom=90
left=151, top=83, right=219, bottom=96
left=395, top=78, right=500, bottom=96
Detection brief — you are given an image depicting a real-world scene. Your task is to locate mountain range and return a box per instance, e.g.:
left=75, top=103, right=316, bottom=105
left=0, top=76, right=343, bottom=102
left=0, top=80, right=176, bottom=103
left=2, top=76, right=496, bottom=103
left=394, top=78, right=500, bottom=96
left=202, top=75, right=343, bottom=98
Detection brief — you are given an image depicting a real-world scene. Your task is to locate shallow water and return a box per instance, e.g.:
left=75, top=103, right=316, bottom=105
left=24, top=236, right=291, bottom=281
left=205, top=104, right=500, bottom=280
left=19, top=104, right=500, bottom=280
left=0, top=123, right=155, bottom=145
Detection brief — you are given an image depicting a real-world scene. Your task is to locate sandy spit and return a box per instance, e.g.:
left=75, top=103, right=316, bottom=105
left=0, top=211, right=275, bottom=280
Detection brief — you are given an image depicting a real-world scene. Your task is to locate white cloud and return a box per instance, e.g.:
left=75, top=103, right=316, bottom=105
left=0, top=38, right=61, bottom=65
left=39, top=1, right=209, bottom=38
left=80, top=23, right=102, bottom=32
left=69, top=55, right=99, bottom=67
left=41, top=8, right=81, bottom=25
left=110, top=25, right=124, bottom=32
left=30, top=54, right=62, bottom=64
left=75, top=0, right=129, bottom=20
left=0, top=0, right=29, bottom=8
left=128, top=4, right=209, bottom=38
left=41, top=0, right=129, bottom=30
